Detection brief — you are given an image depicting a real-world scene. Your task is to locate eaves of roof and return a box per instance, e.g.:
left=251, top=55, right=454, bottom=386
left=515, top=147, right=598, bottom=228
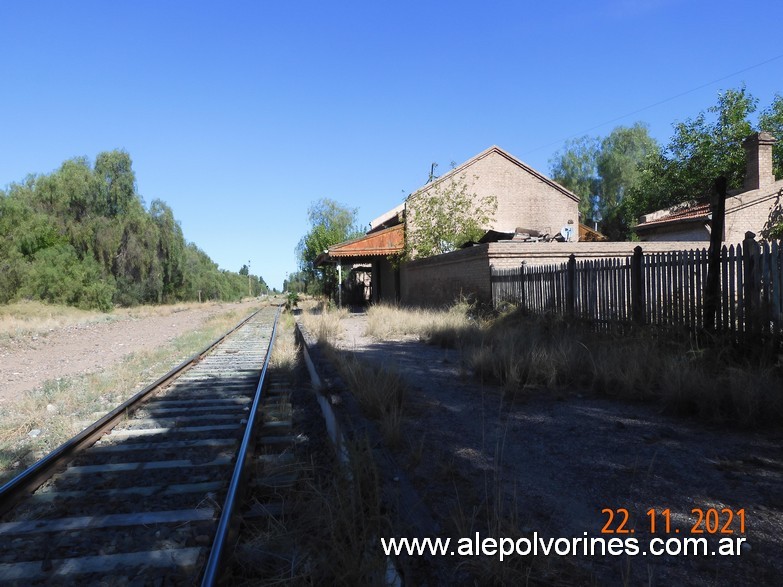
left=634, top=203, right=711, bottom=232
left=368, top=203, right=405, bottom=232
left=317, top=224, right=404, bottom=265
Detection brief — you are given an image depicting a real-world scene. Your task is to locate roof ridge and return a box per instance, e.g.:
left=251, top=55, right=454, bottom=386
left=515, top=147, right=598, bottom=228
left=407, top=146, right=580, bottom=204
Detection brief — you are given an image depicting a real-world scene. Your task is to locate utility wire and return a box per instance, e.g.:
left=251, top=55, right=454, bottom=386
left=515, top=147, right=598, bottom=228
left=524, top=53, right=783, bottom=156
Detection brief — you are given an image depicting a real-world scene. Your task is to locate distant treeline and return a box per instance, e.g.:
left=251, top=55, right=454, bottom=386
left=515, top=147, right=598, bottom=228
left=0, top=150, right=268, bottom=310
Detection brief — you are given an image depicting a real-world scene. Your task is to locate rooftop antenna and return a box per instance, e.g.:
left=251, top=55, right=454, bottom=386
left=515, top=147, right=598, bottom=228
left=427, top=162, right=438, bottom=183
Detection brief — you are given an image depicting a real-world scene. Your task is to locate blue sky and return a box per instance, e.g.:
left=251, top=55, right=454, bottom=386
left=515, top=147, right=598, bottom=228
left=1, top=0, right=782, bottom=290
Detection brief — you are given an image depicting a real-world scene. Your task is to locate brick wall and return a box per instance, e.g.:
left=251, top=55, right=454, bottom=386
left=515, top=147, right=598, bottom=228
left=400, top=245, right=491, bottom=306
left=724, top=184, right=783, bottom=243
left=635, top=186, right=783, bottom=245
left=461, top=150, right=578, bottom=238
left=406, top=148, right=580, bottom=253
left=638, top=224, right=710, bottom=242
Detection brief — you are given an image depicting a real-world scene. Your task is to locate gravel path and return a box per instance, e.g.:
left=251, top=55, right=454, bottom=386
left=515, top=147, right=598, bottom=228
left=334, top=311, right=783, bottom=585
left=0, top=300, right=261, bottom=405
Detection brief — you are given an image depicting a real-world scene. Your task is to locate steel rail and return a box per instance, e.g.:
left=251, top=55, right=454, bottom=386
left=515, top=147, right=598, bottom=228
left=201, top=305, right=282, bottom=586
left=0, top=307, right=262, bottom=517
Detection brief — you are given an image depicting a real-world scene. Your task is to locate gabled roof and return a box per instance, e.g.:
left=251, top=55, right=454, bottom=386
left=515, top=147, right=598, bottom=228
left=314, top=224, right=404, bottom=266
left=635, top=203, right=711, bottom=232
left=407, top=145, right=580, bottom=204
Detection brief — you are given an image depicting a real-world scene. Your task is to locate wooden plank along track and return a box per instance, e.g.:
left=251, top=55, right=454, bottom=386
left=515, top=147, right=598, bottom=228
left=0, top=306, right=279, bottom=585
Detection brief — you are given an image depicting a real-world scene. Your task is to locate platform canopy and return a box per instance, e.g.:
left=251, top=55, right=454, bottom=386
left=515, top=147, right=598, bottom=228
left=314, top=224, right=404, bottom=266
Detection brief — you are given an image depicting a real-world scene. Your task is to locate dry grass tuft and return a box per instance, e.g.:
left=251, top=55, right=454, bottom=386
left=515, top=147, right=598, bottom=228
left=332, top=352, right=407, bottom=447
left=365, top=302, right=479, bottom=348
left=297, top=440, right=391, bottom=584
left=0, top=301, right=114, bottom=344
left=299, top=302, right=348, bottom=345
left=298, top=303, right=407, bottom=447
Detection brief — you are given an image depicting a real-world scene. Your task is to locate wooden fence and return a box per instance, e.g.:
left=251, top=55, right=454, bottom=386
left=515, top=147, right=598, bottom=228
left=491, top=235, right=783, bottom=340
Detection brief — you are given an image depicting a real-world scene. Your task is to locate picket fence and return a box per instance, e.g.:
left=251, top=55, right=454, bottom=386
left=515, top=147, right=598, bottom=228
left=491, top=235, right=783, bottom=339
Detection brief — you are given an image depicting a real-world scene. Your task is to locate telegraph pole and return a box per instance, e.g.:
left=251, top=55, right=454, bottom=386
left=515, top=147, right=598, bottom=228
left=248, top=260, right=252, bottom=297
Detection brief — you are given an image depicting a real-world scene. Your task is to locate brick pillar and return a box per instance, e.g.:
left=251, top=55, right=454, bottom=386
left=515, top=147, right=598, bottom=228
left=742, top=131, right=776, bottom=191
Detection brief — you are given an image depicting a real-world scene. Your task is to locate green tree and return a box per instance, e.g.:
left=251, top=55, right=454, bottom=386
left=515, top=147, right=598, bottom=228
left=0, top=194, right=31, bottom=303
left=94, top=150, right=136, bottom=217
left=618, top=87, right=783, bottom=238
left=150, top=199, right=186, bottom=302
left=18, top=244, right=114, bottom=311
left=283, top=270, right=308, bottom=294
left=405, top=173, right=497, bottom=259
left=296, top=198, right=363, bottom=297
left=549, top=136, right=600, bottom=224
left=53, top=157, right=100, bottom=221
left=759, top=93, right=783, bottom=179
left=759, top=94, right=783, bottom=238
left=549, top=124, right=658, bottom=234
left=0, top=150, right=271, bottom=309
left=597, top=124, right=658, bottom=222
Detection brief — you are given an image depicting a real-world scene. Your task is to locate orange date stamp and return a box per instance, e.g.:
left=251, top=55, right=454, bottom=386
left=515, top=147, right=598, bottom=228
left=601, top=507, right=746, bottom=535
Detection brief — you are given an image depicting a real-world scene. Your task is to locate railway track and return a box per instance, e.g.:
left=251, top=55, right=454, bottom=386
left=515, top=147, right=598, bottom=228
left=0, top=305, right=282, bottom=586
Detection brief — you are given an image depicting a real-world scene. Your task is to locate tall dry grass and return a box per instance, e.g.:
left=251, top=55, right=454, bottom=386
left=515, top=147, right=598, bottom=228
left=437, top=307, right=783, bottom=427
left=361, top=303, right=782, bottom=428
left=331, top=352, right=407, bottom=447
left=0, top=301, right=115, bottom=344
left=269, top=311, right=299, bottom=373
left=299, top=301, right=348, bottom=345
left=298, top=303, right=408, bottom=446
left=364, top=302, right=477, bottom=346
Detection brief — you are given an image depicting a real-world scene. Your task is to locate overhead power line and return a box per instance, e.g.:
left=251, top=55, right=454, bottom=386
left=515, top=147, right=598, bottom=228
left=525, top=53, right=783, bottom=156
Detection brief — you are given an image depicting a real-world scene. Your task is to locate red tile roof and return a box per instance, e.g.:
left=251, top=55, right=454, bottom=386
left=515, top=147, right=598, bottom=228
left=635, top=203, right=711, bottom=231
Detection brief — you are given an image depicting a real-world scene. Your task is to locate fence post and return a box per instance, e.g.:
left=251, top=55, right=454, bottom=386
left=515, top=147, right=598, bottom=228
left=704, top=176, right=727, bottom=333
left=566, top=254, right=576, bottom=317
left=519, top=263, right=527, bottom=311
left=631, top=245, right=645, bottom=325
left=743, top=231, right=758, bottom=335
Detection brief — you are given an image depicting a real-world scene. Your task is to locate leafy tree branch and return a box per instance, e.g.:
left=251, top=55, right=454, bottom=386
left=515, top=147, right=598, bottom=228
left=404, top=173, right=497, bottom=259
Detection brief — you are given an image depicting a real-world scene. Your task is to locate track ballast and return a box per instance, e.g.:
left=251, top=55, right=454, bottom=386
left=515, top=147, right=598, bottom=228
left=0, top=305, right=280, bottom=586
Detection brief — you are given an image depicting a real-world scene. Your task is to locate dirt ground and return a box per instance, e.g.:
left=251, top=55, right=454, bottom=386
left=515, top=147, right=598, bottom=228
left=0, top=300, right=262, bottom=406
left=334, top=311, right=783, bottom=586
left=2, top=304, right=780, bottom=584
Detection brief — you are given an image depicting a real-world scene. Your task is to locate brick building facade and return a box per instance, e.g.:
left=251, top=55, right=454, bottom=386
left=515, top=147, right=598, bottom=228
left=406, top=146, right=580, bottom=246
left=318, top=146, right=581, bottom=305
left=635, top=132, right=782, bottom=244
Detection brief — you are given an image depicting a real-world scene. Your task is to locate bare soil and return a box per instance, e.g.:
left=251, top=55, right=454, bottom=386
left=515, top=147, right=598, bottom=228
left=0, top=300, right=261, bottom=405
left=334, top=311, right=783, bottom=586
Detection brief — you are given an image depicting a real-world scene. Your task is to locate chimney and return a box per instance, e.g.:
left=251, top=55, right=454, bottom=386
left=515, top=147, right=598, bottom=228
left=742, top=131, right=776, bottom=191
